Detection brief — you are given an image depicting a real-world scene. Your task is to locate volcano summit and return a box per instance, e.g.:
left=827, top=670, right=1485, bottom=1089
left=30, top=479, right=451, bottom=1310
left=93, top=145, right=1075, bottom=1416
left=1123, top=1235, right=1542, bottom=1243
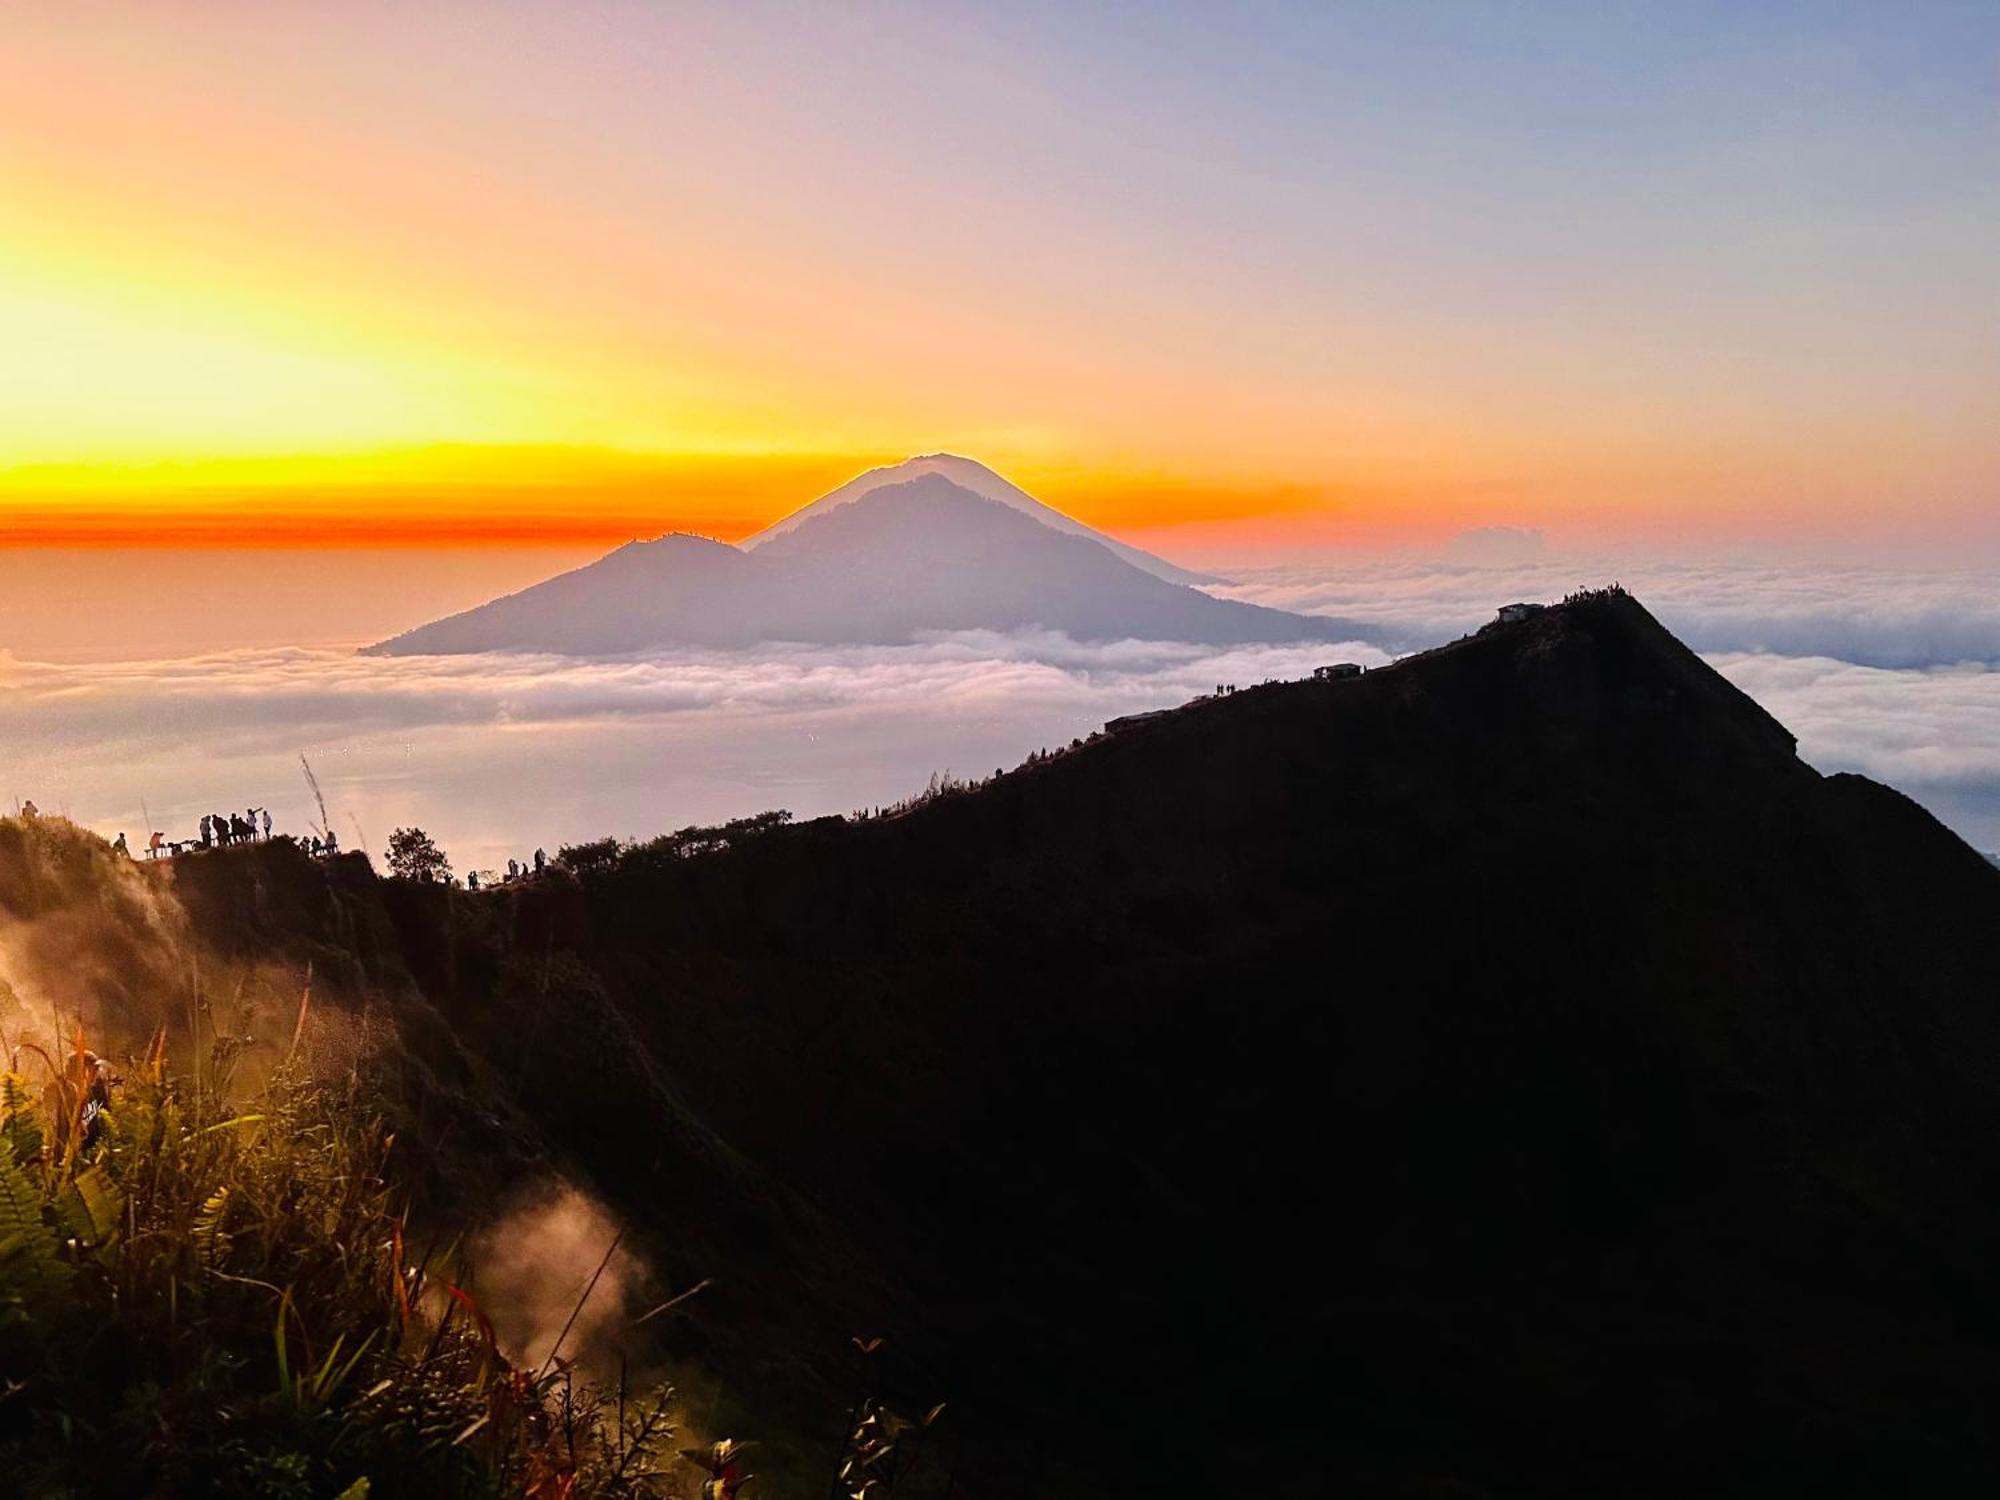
left=366, top=458, right=1363, bottom=656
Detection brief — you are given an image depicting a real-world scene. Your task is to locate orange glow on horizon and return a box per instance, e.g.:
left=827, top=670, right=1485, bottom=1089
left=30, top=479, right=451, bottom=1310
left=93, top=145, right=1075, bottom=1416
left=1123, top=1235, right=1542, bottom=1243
left=0, top=444, right=1382, bottom=549
left=0, top=448, right=868, bottom=547
left=5, top=438, right=1992, bottom=556
left=2, top=8, right=1992, bottom=559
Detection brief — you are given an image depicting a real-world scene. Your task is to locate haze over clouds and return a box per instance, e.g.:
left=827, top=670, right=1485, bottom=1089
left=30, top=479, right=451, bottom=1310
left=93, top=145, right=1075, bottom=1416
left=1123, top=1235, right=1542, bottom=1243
left=0, top=632, right=1385, bottom=873
left=1221, top=559, right=2000, bottom=669
left=7, top=558, right=1999, bottom=867
left=1711, top=652, right=2000, bottom=853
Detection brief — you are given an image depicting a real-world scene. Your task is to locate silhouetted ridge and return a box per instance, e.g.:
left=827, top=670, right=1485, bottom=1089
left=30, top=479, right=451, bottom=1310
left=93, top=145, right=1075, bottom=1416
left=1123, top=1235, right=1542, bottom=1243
left=115, top=591, right=2000, bottom=1493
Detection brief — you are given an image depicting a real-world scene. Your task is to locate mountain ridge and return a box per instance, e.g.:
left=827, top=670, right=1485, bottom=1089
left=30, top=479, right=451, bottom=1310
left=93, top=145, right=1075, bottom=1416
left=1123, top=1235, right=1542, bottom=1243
left=18, top=589, right=2000, bottom=1495
left=231, top=589, right=2000, bottom=1492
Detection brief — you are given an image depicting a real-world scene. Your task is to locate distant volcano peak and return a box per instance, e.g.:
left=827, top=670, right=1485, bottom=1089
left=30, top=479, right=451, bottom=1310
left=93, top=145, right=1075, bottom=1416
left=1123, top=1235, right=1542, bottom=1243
left=740, top=454, right=1221, bottom=587
left=365, top=463, right=1362, bottom=657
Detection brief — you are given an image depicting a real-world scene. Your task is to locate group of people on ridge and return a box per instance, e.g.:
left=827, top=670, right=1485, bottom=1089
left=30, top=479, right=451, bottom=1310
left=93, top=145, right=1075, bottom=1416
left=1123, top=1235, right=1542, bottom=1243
left=465, top=848, right=545, bottom=891
left=200, top=808, right=271, bottom=849
left=108, top=806, right=339, bottom=861
left=17, top=797, right=548, bottom=889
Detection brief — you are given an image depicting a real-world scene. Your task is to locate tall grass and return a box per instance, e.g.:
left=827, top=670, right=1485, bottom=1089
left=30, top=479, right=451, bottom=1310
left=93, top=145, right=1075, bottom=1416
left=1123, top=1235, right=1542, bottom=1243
left=0, top=1025, right=681, bottom=1499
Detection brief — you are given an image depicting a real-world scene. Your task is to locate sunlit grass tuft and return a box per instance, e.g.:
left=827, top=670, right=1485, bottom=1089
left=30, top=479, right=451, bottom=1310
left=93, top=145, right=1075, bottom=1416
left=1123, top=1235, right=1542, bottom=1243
left=0, top=1023, right=682, bottom=1498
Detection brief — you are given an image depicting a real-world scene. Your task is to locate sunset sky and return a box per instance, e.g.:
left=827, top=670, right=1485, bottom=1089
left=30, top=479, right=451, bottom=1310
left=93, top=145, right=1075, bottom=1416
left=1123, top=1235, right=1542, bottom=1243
left=3, top=2, right=1994, bottom=553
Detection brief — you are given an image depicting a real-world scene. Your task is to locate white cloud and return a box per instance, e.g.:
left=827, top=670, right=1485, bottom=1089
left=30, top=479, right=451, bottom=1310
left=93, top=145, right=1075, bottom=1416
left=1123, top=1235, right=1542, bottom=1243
left=7, top=558, right=1998, bottom=871
left=1218, top=558, right=2000, bottom=669
left=1710, top=654, right=2000, bottom=787
left=0, top=632, right=1386, bottom=749
left=0, top=633, right=1386, bottom=871
left=1709, top=651, right=2000, bottom=854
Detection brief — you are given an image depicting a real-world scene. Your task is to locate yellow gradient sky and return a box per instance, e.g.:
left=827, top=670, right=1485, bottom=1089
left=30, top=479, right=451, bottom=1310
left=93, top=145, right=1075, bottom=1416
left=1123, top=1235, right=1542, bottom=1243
left=2, top=4, right=1994, bottom=553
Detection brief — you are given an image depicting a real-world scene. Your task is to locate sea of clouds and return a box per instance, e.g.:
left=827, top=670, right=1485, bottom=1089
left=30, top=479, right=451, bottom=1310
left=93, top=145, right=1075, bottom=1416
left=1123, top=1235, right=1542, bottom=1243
left=4, top=558, right=1996, bottom=870
left=1216, top=558, right=2000, bottom=669
left=0, top=632, right=1386, bottom=873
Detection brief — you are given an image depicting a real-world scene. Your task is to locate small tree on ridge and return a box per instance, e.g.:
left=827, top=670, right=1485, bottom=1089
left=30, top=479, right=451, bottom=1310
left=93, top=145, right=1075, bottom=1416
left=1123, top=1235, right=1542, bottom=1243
left=386, top=826, right=452, bottom=884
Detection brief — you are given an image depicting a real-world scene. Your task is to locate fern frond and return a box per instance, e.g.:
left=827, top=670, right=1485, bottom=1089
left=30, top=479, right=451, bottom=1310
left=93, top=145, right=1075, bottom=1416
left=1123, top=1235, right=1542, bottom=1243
left=192, top=1185, right=232, bottom=1267
left=0, top=1153, right=69, bottom=1308
left=0, top=1072, right=43, bottom=1166
left=58, top=1163, right=123, bottom=1252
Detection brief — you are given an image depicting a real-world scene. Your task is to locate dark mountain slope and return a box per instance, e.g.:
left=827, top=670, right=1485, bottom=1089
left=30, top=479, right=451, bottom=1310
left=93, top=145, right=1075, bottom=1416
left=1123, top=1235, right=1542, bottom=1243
left=367, top=476, right=1359, bottom=655
left=476, top=590, right=2000, bottom=1495
left=162, top=590, right=2000, bottom=1495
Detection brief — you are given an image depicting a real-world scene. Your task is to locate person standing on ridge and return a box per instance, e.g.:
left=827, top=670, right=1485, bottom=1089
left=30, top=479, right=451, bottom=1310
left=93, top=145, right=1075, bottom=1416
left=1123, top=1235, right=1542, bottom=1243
left=112, top=832, right=129, bottom=857
left=261, top=808, right=272, bottom=841
left=534, top=847, right=546, bottom=874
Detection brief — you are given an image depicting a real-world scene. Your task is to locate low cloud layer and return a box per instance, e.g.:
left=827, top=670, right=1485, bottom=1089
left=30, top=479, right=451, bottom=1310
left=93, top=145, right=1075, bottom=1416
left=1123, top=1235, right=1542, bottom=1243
left=5, top=559, right=1997, bottom=870
left=0, top=631, right=1386, bottom=766
left=1712, top=652, right=2000, bottom=855
left=0, top=632, right=1386, bottom=871
left=1712, top=653, right=2000, bottom=787
left=1221, top=558, right=2000, bottom=669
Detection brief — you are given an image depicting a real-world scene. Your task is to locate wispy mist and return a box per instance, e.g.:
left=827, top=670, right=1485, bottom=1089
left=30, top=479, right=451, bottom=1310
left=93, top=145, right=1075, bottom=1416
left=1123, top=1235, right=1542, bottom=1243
left=1220, top=559, right=2000, bottom=669
left=5, top=559, right=1997, bottom=868
left=469, top=1182, right=645, bottom=1376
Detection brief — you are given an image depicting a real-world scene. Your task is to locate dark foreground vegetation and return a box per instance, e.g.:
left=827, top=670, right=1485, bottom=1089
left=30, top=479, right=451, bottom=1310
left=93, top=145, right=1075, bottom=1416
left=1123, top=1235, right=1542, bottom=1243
left=7, top=590, right=2000, bottom=1497
left=1, top=1045, right=683, bottom=1498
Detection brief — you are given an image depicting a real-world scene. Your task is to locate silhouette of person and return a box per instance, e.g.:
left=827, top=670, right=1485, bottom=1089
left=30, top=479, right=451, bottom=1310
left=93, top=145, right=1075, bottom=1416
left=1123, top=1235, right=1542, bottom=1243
left=467, top=871, right=480, bottom=891
left=533, top=847, right=546, bottom=873
left=72, top=1050, right=119, bottom=1148
left=112, top=832, right=129, bottom=857
left=20, top=800, right=37, bottom=818
left=261, top=808, right=272, bottom=841
left=324, top=829, right=339, bottom=856
left=199, top=814, right=212, bottom=849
